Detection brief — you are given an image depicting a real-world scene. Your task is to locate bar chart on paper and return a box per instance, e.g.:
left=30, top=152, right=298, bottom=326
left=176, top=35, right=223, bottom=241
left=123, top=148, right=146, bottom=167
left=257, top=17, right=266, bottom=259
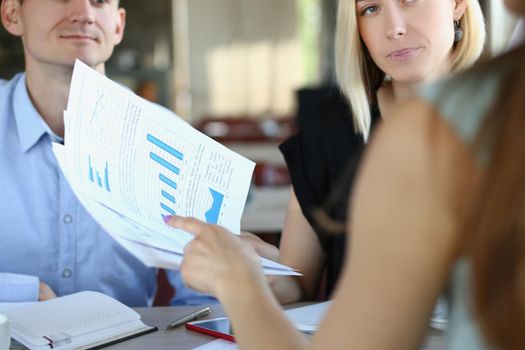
left=205, top=188, right=224, bottom=224
left=147, top=132, right=226, bottom=224
left=191, top=185, right=226, bottom=225
left=55, top=60, right=290, bottom=275
left=88, top=156, right=111, bottom=192
left=147, top=133, right=184, bottom=218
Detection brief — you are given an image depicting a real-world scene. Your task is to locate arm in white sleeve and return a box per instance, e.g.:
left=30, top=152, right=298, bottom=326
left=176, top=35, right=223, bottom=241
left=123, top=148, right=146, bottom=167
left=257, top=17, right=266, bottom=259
left=0, top=273, right=39, bottom=302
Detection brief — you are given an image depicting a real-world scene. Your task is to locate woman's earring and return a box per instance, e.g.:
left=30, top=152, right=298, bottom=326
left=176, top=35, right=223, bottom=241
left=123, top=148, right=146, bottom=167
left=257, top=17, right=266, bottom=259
left=454, top=20, right=464, bottom=42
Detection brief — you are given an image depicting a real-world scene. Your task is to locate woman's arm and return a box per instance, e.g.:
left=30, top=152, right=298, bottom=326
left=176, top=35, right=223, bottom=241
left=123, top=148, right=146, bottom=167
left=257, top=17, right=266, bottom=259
left=310, top=99, right=475, bottom=349
left=240, top=188, right=326, bottom=304
left=175, top=98, right=477, bottom=350
left=175, top=216, right=309, bottom=350
left=270, top=188, right=327, bottom=303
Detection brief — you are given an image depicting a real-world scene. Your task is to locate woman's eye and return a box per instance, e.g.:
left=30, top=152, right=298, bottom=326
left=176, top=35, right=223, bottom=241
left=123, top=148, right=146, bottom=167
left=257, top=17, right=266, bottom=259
left=361, top=5, right=379, bottom=16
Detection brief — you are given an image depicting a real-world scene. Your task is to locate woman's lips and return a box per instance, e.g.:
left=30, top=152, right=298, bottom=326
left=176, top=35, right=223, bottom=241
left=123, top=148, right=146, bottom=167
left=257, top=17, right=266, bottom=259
left=60, top=34, right=97, bottom=42
left=387, top=47, right=421, bottom=61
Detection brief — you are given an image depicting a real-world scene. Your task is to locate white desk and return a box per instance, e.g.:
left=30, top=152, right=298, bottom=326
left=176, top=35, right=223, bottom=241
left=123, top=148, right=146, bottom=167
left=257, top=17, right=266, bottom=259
left=116, top=305, right=445, bottom=350
left=7, top=304, right=445, bottom=350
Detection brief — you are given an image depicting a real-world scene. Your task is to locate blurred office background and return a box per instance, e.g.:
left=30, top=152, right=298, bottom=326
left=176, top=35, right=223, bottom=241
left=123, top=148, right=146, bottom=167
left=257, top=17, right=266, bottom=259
left=0, top=0, right=520, bottom=119
left=0, top=0, right=522, bottom=236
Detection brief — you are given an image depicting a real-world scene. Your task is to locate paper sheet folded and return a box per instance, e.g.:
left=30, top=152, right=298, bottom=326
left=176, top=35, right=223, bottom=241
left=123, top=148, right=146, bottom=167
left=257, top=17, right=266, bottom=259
left=53, top=60, right=299, bottom=276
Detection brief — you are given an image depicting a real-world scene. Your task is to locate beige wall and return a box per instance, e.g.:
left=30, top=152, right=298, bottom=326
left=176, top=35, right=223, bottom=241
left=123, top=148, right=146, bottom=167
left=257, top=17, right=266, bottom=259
left=486, top=0, right=520, bottom=55
left=176, top=0, right=303, bottom=122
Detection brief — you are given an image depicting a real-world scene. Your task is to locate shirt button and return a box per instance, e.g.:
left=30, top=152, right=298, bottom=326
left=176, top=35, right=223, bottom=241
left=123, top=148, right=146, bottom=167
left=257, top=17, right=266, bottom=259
left=62, top=269, right=72, bottom=278
left=63, top=215, right=73, bottom=224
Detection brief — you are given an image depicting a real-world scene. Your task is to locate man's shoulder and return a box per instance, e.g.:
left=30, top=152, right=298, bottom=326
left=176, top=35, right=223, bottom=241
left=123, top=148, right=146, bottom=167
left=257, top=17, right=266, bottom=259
left=0, top=74, right=24, bottom=127
left=0, top=73, right=23, bottom=99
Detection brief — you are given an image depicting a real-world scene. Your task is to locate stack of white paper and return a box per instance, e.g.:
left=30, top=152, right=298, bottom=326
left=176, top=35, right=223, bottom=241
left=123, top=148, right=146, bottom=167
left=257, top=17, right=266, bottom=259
left=53, top=60, right=298, bottom=276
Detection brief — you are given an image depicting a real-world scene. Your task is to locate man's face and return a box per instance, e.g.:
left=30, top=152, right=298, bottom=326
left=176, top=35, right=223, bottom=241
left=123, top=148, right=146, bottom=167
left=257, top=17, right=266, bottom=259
left=2, top=0, right=126, bottom=71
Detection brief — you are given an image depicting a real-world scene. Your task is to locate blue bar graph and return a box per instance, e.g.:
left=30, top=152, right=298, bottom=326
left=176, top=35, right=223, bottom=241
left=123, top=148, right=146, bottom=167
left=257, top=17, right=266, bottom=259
left=147, top=133, right=184, bottom=218
left=159, top=174, right=177, bottom=190
left=150, top=153, right=180, bottom=175
left=88, top=157, right=94, bottom=182
left=88, top=156, right=110, bottom=193
left=104, top=162, right=110, bottom=192
left=161, top=203, right=176, bottom=215
left=96, top=172, right=102, bottom=187
left=161, top=190, right=176, bottom=203
left=205, top=188, right=224, bottom=224
left=147, top=134, right=184, bottom=161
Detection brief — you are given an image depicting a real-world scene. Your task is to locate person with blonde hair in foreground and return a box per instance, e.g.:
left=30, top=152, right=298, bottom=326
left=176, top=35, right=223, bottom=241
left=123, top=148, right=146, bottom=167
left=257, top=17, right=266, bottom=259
left=166, top=0, right=525, bottom=348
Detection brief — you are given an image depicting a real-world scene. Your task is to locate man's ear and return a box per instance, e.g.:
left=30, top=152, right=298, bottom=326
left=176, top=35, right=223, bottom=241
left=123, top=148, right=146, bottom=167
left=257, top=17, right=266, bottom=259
left=113, top=7, right=126, bottom=45
left=453, top=0, right=468, bottom=21
left=1, top=0, right=23, bottom=37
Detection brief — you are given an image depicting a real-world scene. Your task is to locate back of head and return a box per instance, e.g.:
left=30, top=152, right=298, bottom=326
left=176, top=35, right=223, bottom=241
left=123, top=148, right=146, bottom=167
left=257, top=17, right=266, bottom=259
left=466, top=45, right=525, bottom=350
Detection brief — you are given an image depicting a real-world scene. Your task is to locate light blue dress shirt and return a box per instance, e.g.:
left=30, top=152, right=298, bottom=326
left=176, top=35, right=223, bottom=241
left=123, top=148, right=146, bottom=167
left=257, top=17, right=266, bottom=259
left=0, top=73, right=214, bottom=306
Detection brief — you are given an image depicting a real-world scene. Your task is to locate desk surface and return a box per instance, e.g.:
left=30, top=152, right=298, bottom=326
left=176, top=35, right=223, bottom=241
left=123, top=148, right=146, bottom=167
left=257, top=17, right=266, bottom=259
left=108, top=305, right=227, bottom=350
left=104, top=305, right=445, bottom=350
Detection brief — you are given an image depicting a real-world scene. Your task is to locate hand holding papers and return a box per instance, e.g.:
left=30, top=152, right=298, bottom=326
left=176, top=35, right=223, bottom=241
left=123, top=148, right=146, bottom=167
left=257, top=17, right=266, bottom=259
left=53, top=60, right=298, bottom=276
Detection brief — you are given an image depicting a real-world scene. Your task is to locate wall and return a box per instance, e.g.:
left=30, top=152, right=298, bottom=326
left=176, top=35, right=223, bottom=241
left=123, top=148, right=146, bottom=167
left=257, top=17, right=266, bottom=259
left=483, top=0, right=520, bottom=55
left=181, top=0, right=304, bottom=122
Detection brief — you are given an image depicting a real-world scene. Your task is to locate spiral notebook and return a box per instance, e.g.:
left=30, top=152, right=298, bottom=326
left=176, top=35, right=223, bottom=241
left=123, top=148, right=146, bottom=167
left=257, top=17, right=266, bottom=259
left=2, top=291, right=157, bottom=350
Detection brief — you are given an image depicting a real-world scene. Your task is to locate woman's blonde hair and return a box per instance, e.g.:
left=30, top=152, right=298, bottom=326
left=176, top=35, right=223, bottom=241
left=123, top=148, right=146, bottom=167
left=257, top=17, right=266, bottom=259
left=335, top=0, right=486, bottom=140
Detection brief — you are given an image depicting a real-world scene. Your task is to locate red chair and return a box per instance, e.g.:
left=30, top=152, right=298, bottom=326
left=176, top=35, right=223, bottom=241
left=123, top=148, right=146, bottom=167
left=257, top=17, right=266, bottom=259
left=153, top=268, right=175, bottom=306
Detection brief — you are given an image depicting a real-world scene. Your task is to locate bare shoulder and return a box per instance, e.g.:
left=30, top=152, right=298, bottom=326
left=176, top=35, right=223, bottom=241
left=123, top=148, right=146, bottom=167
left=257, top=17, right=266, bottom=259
left=355, top=94, right=480, bottom=240
left=313, top=98, right=476, bottom=350
left=376, top=96, right=455, bottom=152
left=369, top=95, right=475, bottom=176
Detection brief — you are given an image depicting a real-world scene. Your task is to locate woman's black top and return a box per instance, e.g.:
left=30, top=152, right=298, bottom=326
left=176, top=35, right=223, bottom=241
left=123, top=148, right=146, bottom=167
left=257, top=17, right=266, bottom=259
left=279, top=86, right=380, bottom=298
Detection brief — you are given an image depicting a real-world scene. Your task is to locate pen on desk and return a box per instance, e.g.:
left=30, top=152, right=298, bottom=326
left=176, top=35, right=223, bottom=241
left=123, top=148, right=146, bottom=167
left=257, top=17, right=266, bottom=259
left=164, top=306, right=211, bottom=330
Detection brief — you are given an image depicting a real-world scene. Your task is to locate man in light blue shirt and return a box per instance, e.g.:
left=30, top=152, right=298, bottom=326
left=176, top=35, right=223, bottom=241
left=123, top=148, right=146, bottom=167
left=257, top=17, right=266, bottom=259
left=0, top=0, right=213, bottom=306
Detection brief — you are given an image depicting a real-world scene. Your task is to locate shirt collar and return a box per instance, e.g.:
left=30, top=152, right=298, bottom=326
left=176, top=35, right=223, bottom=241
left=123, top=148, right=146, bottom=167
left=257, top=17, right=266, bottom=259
left=13, top=74, right=64, bottom=153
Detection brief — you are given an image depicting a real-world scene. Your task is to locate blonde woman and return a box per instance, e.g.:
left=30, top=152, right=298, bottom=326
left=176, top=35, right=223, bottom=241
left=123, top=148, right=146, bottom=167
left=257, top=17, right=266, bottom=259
left=247, top=0, right=486, bottom=304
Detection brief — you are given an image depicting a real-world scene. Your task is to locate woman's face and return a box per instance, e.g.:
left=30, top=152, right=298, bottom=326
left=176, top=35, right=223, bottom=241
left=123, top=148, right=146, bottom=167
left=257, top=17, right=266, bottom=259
left=357, top=0, right=466, bottom=84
